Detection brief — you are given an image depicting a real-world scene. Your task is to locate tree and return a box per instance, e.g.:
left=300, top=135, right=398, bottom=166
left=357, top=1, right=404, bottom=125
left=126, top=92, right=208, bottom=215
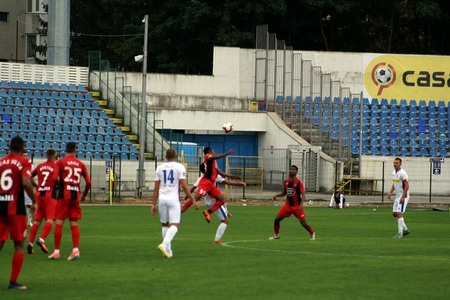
left=68, top=0, right=450, bottom=74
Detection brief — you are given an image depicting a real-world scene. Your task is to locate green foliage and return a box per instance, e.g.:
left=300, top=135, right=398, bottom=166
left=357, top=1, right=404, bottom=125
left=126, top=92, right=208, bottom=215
left=68, top=0, right=450, bottom=73
left=1, top=205, right=449, bottom=299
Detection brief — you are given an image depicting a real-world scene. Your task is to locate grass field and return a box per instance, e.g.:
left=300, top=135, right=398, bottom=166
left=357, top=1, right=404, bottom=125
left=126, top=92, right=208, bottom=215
left=1, top=204, right=449, bottom=300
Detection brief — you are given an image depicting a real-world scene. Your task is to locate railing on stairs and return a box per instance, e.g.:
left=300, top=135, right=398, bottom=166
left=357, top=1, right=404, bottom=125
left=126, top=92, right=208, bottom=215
left=87, top=51, right=170, bottom=161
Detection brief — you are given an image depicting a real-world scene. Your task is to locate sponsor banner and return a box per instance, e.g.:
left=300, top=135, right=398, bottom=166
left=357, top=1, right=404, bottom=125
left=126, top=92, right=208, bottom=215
left=363, top=54, right=450, bottom=103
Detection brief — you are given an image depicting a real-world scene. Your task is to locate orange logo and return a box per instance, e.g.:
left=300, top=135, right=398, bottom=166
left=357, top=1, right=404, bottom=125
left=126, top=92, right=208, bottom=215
left=371, top=62, right=396, bottom=95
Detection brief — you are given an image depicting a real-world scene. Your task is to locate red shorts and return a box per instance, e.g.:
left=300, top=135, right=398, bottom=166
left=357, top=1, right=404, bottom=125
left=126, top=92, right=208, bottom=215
left=55, top=198, right=82, bottom=221
left=277, top=204, right=306, bottom=220
left=196, top=179, right=222, bottom=199
left=0, top=215, right=27, bottom=242
left=34, top=195, right=57, bottom=221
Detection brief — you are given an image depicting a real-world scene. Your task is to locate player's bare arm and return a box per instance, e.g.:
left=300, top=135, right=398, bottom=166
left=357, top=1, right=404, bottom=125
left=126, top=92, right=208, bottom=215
left=151, top=180, right=160, bottom=215
left=180, top=179, right=198, bottom=210
left=210, top=149, right=234, bottom=160
left=400, top=180, right=409, bottom=204
left=217, top=168, right=242, bottom=180
left=223, top=179, right=246, bottom=187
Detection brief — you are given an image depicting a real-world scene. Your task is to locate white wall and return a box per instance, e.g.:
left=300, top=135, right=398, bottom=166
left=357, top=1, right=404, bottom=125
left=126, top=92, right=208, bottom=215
left=298, top=51, right=364, bottom=93
left=115, top=47, right=254, bottom=99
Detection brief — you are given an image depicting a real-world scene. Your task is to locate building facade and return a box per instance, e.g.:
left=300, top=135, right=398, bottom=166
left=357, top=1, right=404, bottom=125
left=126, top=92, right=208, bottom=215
left=0, top=0, right=47, bottom=63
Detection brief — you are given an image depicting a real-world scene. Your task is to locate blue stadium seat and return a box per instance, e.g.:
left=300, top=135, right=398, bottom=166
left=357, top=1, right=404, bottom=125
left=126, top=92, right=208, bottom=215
left=399, top=147, right=409, bottom=156
left=380, top=146, right=389, bottom=156
left=409, top=148, right=420, bottom=156
left=103, top=152, right=111, bottom=160
left=95, top=144, right=103, bottom=152
left=112, top=143, right=120, bottom=153
left=105, top=136, right=113, bottom=144
left=80, top=126, right=88, bottom=134
left=390, top=146, right=399, bottom=156
left=71, top=125, right=80, bottom=134
left=103, top=144, right=111, bottom=153
left=78, top=135, right=87, bottom=143
left=98, top=126, right=106, bottom=135
left=420, top=148, right=429, bottom=156
left=86, top=143, right=95, bottom=152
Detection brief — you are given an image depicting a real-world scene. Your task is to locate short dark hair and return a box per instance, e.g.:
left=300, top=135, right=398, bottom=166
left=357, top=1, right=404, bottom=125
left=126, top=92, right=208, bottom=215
left=203, top=147, right=212, bottom=155
left=46, top=148, right=57, bottom=159
left=10, top=136, right=24, bottom=153
left=166, top=148, right=177, bottom=159
left=395, top=157, right=402, bottom=163
left=65, top=142, right=77, bottom=153
left=290, top=165, right=298, bottom=171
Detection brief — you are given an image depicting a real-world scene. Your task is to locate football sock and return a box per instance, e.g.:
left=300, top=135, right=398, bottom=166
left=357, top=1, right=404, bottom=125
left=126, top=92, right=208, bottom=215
left=215, top=222, right=227, bottom=241
left=209, top=200, right=225, bottom=213
left=274, top=224, right=280, bottom=235
left=162, top=226, right=169, bottom=238
left=182, top=199, right=193, bottom=212
left=54, top=224, right=63, bottom=250
left=28, top=223, right=39, bottom=244
left=71, top=225, right=80, bottom=248
left=10, top=252, right=24, bottom=282
left=305, top=225, right=314, bottom=235
left=402, top=220, right=408, bottom=231
left=398, top=217, right=404, bottom=234
left=40, top=221, right=53, bottom=240
left=162, top=225, right=178, bottom=245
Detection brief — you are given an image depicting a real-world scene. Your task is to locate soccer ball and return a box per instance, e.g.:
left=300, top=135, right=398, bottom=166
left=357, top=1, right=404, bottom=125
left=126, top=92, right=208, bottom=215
left=375, top=67, right=392, bottom=84
left=222, top=122, right=233, bottom=133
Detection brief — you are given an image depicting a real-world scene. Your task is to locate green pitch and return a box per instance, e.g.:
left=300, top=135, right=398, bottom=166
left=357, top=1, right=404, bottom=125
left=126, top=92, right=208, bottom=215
left=1, top=205, right=449, bottom=300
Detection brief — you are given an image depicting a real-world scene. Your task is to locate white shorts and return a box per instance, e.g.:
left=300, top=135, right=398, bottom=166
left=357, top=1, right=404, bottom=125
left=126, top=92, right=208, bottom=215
left=25, top=193, right=33, bottom=206
left=158, top=198, right=181, bottom=224
left=204, top=196, right=228, bottom=221
left=393, top=197, right=409, bottom=213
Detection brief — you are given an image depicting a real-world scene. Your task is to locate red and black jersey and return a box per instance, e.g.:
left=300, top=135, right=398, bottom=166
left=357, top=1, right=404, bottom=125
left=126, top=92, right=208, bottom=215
left=282, top=177, right=304, bottom=206
left=56, top=155, right=91, bottom=200
left=203, top=153, right=219, bottom=182
left=0, top=153, right=33, bottom=216
left=33, top=159, right=59, bottom=199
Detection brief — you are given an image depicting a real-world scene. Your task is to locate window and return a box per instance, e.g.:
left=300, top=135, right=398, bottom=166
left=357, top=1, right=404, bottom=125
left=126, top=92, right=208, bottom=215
left=27, top=35, right=36, bottom=58
left=0, top=12, right=8, bottom=22
left=27, top=0, right=47, bottom=13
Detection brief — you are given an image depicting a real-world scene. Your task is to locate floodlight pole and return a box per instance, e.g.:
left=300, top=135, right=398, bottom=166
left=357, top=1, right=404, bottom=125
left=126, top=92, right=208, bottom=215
left=137, top=15, right=148, bottom=199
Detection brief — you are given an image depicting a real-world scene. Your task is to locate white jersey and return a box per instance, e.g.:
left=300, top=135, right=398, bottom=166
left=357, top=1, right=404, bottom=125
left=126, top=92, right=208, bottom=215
left=154, top=161, right=187, bottom=201
left=392, top=168, right=409, bottom=199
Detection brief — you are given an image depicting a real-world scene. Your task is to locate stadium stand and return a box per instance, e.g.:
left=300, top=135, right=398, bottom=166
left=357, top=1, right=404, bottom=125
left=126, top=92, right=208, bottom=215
left=0, top=80, right=139, bottom=160
left=275, top=94, right=450, bottom=159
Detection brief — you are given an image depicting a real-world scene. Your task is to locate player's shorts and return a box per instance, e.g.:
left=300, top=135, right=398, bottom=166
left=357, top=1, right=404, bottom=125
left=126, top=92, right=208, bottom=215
left=196, top=179, right=222, bottom=199
left=158, top=198, right=181, bottom=224
left=55, top=198, right=82, bottom=221
left=204, top=196, right=228, bottom=221
left=24, top=193, right=33, bottom=206
left=393, top=197, right=409, bottom=213
left=0, top=215, right=27, bottom=242
left=34, top=195, right=57, bottom=221
left=277, top=203, right=306, bottom=220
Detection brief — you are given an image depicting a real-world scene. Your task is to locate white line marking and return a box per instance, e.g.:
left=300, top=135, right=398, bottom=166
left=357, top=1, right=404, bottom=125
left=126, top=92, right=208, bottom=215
left=221, top=240, right=450, bottom=262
